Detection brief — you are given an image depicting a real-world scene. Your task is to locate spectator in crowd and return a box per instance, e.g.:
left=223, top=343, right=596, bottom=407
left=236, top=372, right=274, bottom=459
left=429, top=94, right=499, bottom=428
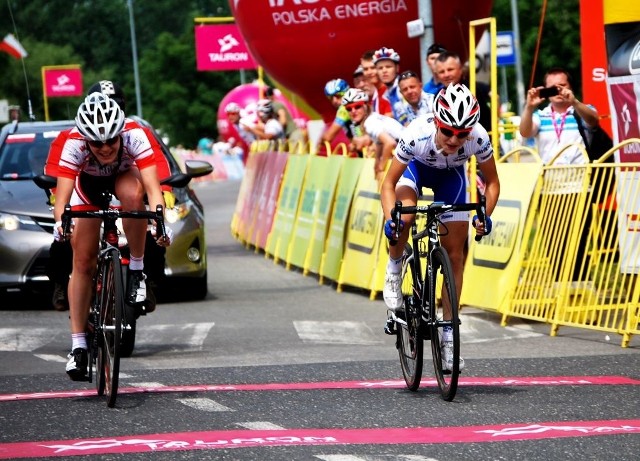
left=423, top=43, right=447, bottom=95
left=264, top=86, right=306, bottom=144
left=360, top=50, right=393, bottom=116
left=519, top=67, right=599, bottom=165
left=520, top=67, right=602, bottom=282
left=353, top=65, right=365, bottom=89
left=373, top=46, right=404, bottom=123
left=242, top=99, right=285, bottom=142
left=342, top=88, right=404, bottom=181
left=395, top=70, right=435, bottom=126
left=224, top=102, right=256, bottom=156
left=196, top=135, right=213, bottom=155
left=320, top=78, right=364, bottom=156
left=435, top=51, right=494, bottom=134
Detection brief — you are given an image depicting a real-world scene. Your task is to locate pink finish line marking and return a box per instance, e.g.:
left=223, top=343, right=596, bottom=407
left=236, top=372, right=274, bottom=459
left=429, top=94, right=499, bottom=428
left=0, top=419, right=639, bottom=458
left=1, top=376, right=638, bottom=402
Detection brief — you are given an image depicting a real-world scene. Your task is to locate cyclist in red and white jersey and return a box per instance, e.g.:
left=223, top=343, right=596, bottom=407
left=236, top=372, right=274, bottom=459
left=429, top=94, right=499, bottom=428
left=44, top=80, right=172, bottom=312
left=55, top=93, right=171, bottom=380
left=380, top=84, right=501, bottom=372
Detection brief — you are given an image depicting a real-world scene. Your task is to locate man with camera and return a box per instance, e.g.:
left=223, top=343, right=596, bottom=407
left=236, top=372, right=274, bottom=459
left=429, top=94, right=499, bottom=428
left=519, top=67, right=600, bottom=165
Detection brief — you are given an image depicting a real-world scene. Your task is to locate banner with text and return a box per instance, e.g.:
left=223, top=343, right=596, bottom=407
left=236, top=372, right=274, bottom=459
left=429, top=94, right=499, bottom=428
left=195, top=24, right=257, bottom=71
left=42, top=66, right=83, bottom=97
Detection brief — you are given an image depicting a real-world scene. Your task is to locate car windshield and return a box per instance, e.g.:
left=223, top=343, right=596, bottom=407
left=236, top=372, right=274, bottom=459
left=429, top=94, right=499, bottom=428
left=0, top=131, right=59, bottom=180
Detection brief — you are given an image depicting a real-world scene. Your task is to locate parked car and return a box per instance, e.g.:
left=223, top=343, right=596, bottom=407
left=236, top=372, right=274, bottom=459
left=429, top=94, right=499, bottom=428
left=0, top=118, right=213, bottom=304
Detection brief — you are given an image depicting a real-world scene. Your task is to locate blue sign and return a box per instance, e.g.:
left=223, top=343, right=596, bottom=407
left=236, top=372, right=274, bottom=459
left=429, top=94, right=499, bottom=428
left=497, top=31, right=516, bottom=66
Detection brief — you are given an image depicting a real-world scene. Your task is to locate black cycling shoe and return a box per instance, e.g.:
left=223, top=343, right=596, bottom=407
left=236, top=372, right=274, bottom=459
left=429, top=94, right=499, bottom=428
left=127, top=270, right=147, bottom=306
left=65, top=348, right=88, bottom=381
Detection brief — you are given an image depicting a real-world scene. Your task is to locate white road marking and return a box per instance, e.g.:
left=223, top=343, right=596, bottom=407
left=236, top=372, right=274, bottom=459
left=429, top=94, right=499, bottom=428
left=34, top=354, right=67, bottom=363
left=0, top=328, right=52, bottom=351
left=294, top=321, right=382, bottom=345
left=177, top=398, right=234, bottom=412
left=127, top=382, right=164, bottom=388
left=134, top=323, right=215, bottom=351
left=236, top=421, right=286, bottom=430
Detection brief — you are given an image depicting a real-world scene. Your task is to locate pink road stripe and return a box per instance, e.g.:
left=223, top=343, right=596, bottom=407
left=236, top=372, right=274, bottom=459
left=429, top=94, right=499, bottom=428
left=0, top=419, right=639, bottom=458
left=1, top=376, right=638, bottom=403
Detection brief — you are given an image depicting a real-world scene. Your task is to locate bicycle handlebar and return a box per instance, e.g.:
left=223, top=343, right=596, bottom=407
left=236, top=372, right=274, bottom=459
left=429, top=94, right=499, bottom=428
left=390, top=196, right=487, bottom=242
left=61, top=205, right=167, bottom=241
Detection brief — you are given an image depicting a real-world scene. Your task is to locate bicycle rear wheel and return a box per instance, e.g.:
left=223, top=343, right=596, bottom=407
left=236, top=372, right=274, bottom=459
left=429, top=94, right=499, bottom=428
left=397, top=251, right=423, bottom=391
left=97, top=249, right=123, bottom=408
left=428, top=246, right=460, bottom=401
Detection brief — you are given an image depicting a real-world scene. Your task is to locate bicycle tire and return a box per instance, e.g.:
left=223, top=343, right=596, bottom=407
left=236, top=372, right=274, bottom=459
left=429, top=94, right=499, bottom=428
left=120, top=266, right=137, bottom=358
left=397, top=251, right=423, bottom=391
left=428, top=246, right=460, bottom=401
left=99, top=249, right=123, bottom=408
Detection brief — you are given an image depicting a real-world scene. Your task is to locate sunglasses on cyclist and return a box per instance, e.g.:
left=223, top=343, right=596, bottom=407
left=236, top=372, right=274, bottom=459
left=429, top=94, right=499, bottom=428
left=87, top=137, right=120, bottom=148
left=437, top=123, right=472, bottom=139
left=345, top=103, right=365, bottom=112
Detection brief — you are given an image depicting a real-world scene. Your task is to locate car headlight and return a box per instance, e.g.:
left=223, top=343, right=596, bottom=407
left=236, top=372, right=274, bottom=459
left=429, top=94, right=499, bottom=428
left=0, top=212, right=40, bottom=231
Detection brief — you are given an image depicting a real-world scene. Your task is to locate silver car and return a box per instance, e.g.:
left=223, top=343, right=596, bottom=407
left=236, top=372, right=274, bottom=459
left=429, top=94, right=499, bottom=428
left=0, top=118, right=213, bottom=304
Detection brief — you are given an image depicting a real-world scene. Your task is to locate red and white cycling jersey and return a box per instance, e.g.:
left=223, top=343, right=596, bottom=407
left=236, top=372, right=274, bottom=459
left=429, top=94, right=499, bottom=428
left=58, top=119, right=156, bottom=180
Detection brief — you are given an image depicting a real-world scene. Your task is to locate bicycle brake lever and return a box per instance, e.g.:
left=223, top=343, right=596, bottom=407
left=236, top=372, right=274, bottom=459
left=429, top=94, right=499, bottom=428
left=154, top=205, right=166, bottom=239
left=475, top=195, right=486, bottom=242
left=389, top=200, right=402, bottom=246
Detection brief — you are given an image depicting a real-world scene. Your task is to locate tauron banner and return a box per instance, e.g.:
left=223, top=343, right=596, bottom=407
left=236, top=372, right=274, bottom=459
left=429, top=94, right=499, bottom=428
left=43, top=66, right=83, bottom=97
left=195, top=24, right=257, bottom=71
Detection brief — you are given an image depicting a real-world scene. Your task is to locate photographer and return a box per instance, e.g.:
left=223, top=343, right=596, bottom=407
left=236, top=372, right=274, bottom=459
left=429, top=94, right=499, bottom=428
left=519, top=67, right=599, bottom=165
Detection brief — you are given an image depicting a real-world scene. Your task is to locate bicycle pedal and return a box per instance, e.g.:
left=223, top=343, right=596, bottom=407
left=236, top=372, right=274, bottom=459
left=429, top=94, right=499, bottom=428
left=384, top=318, right=397, bottom=335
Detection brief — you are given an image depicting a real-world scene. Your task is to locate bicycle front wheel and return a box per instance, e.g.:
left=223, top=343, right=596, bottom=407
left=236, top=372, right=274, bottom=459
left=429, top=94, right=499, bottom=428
left=428, top=246, right=460, bottom=401
left=97, top=249, right=123, bottom=408
left=397, top=252, right=423, bottom=391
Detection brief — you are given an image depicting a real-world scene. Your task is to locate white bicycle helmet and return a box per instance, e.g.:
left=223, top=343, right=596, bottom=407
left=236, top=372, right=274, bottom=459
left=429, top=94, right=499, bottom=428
left=324, top=78, right=349, bottom=97
left=341, top=88, right=369, bottom=106
left=76, top=92, right=125, bottom=142
left=225, top=102, right=241, bottom=113
left=433, top=83, right=480, bottom=129
left=373, top=47, right=400, bottom=65
left=257, top=99, right=273, bottom=115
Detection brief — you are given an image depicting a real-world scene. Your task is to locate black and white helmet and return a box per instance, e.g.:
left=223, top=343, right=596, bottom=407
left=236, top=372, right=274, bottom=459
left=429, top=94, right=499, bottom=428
left=75, top=92, right=125, bottom=142
left=433, top=83, right=480, bottom=129
left=87, top=80, right=126, bottom=112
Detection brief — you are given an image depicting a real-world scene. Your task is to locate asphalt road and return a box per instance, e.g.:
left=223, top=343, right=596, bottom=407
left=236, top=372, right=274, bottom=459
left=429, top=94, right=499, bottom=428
left=0, top=178, right=639, bottom=460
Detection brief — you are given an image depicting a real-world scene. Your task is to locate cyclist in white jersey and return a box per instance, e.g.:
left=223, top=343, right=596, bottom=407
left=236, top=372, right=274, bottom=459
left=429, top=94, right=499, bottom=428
left=380, top=84, right=501, bottom=371
left=341, top=88, right=404, bottom=181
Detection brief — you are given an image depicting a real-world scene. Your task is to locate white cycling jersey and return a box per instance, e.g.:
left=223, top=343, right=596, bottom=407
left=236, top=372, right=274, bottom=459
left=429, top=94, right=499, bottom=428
left=363, top=112, right=405, bottom=143
left=396, top=114, right=494, bottom=168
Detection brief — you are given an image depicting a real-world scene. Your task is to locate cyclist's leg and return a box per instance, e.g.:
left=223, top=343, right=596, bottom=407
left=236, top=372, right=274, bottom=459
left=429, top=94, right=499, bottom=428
left=115, top=169, right=146, bottom=257
left=438, top=221, right=468, bottom=319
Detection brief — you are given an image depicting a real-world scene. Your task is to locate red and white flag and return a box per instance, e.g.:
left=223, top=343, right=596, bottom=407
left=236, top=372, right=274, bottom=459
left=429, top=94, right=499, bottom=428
left=0, top=34, right=28, bottom=59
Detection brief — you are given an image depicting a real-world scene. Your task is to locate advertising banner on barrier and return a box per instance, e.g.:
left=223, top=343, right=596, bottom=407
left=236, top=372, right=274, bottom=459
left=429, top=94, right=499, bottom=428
left=319, top=158, right=366, bottom=282
left=287, top=155, right=344, bottom=273
left=232, top=151, right=265, bottom=240
left=265, top=155, right=309, bottom=262
left=461, top=162, right=542, bottom=311
left=250, top=151, right=289, bottom=249
left=337, top=159, right=383, bottom=292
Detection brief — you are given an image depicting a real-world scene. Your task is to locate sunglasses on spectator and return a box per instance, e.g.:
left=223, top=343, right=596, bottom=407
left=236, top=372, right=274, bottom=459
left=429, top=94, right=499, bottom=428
left=88, top=137, right=120, bottom=148
left=398, top=70, right=419, bottom=82
left=437, top=123, right=472, bottom=139
left=345, top=104, right=365, bottom=112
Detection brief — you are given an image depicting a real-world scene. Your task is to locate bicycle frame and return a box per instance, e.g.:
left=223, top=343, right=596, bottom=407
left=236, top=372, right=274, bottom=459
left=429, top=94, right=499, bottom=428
left=61, top=193, right=166, bottom=407
left=391, top=196, right=485, bottom=401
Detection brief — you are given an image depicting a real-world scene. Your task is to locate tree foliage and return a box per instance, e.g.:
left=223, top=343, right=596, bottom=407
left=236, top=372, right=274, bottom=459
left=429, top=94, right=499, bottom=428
left=1, top=0, right=581, bottom=146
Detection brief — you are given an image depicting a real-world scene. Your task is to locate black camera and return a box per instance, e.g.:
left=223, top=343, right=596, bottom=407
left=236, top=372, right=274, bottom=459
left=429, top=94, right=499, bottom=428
left=539, top=86, right=560, bottom=98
